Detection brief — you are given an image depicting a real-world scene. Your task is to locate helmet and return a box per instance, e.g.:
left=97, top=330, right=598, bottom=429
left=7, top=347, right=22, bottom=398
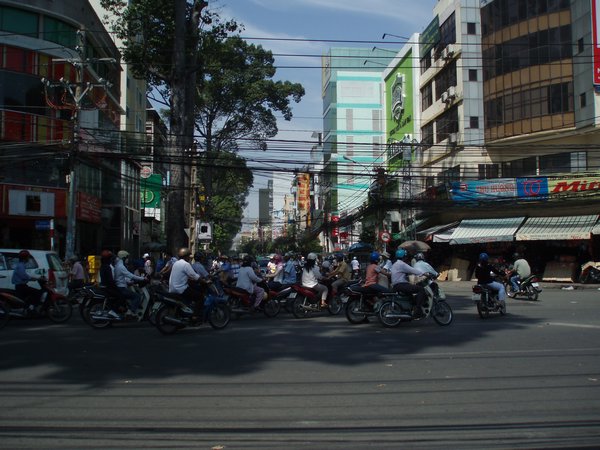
left=513, top=252, right=520, bottom=260
left=395, top=249, right=407, bottom=259
left=143, top=253, right=150, bottom=258
left=307, top=252, right=318, bottom=261
left=117, top=250, right=129, bottom=259
left=18, top=250, right=31, bottom=260
left=69, top=255, right=79, bottom=263
left=335, top=253, right=344, bottom=262
left=479, top=252, right=489, bottom=262
left=100, top=250, right=113, bottom=261
left=370, top=251, right=380, bottom=263
left=178, top=247, right=191, bottom=258
left=415, top=252, right=425, bottom=261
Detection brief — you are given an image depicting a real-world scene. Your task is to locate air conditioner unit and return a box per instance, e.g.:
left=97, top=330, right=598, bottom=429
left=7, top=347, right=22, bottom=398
left=443, top=45, right=455, bottom=60
left=448, top=132, right=458, bottom=144
left=441, top=91, right=449, bottom=103
left=447, top=85, right=456, bottom=99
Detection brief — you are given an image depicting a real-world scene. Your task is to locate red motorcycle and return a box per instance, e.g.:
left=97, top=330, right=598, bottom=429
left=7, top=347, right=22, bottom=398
left=290, top=279, right=343, bottom=318
left=0, top=277, right=72, bottom=328
left=221, top=283, right=281, bottom=318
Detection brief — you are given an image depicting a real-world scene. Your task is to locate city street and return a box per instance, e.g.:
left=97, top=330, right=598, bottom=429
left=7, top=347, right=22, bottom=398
left=1, top=283, right=600, bottom=449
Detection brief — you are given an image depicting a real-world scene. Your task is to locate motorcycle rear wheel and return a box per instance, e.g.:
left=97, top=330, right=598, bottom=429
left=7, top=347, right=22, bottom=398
left=47, top=298, right=73, bottom=323
left=526, top=285, right=539, bottom=301
left=378, top=300, right=402, bottom=328
left=328, top=296, right=342, bottom=315
left=263, top=299, right=281, bottom=318
left=476, top=300, right=490, bottom=319
left=0, top=301, right=10, bottom=330
left=155, top=305, right=180, bottom=335
left=208, top=303, right=231, bottom=329
left=345, top=298, right=367, bottom=324
left=292, top=297, right=310, bottom=319
left=86, top=299, right=112, bottom=329
left=432, top=301, right=453, bottom=326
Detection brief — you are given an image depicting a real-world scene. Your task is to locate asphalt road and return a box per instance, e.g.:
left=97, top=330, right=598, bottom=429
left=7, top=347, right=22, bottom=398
left=1, top=283, right=600, bottom=449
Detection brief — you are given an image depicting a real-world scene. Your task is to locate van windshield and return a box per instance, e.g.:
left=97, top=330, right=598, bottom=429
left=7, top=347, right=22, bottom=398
left=3, top=252, right=38, bottom=270
left=46, top=253, right=64, bottom=271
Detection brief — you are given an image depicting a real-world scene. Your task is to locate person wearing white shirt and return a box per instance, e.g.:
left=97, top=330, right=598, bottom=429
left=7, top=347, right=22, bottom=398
left=236, top=255, right=265, bottom=308
left=169, top=248, right=203, bottom=313
left=114, top=250, right=146, bottom=314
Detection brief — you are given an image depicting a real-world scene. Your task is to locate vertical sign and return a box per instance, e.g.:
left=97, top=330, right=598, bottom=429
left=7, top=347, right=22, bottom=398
left=593, top=0, right=600, bottom=85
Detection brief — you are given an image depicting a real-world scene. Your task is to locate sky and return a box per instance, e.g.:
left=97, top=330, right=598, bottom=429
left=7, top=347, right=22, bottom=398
left=216, top=0, right=438, bottom=228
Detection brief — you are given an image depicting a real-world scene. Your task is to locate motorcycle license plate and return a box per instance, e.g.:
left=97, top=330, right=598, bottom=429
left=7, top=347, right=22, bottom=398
left=472, top=294, right=481, bottom=302
left=288, top=292, right=297, bottom=299
left=531, top=282, right=539, bottom=288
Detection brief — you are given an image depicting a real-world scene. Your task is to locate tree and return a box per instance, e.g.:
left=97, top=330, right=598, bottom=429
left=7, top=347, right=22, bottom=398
left=100, top=0, right=236, bottom=252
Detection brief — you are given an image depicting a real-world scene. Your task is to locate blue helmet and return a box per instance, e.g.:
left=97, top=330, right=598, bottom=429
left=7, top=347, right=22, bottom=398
left=395, top=249, right=407, bottom=259
left=370, top=251, right=380, bottom=263
left=479, top=252, right=489, bottom=262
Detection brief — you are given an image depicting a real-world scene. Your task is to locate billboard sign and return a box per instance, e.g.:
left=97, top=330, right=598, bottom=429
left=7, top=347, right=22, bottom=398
left=593, top=0, right=600, bottom=85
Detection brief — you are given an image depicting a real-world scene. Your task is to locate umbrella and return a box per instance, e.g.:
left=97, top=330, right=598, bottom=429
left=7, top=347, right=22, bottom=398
left=399, top=240, right=431, bottom=253
left=348, top=242, right=374, bottom=252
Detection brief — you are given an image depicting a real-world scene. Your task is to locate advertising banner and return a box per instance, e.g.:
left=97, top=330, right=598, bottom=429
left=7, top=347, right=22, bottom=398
left=593, top=0, right=600, bottom=85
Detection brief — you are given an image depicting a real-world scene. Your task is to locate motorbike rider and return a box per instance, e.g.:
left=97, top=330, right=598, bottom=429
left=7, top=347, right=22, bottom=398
left=236, top=255, right=265, bottom=310
left=282, top=252, right=298, bottom=285
left=328, top=253, right=351, bottom=297
left=412, top=252, right=438, bottom=277
left=508, top=252, right=531, bottom=293
left=361, top=251, right=390, bottom=296
left=99, top=250, right=124, bottom=319
left=264, top=254, right=285, bottom=291
left=351, top=256, right=360, bottom=279
left=114, top=250, right=146, bottom=316
left=169, top=247, right=204, bottom=315
left=11, top=250, right=42, bottom=310
left=390, top=249, right=427, bottom=318
left=474, top=252, right=506, bottom=310
left=302, top=252, right=328, bottom=308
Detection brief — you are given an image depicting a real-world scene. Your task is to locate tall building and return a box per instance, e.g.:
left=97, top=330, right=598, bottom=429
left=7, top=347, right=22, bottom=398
left=321, top=47, right=395, bottom=250
left=0, top=0, right=123, bottom=256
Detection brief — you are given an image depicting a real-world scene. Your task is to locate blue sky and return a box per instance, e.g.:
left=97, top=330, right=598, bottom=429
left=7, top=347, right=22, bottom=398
left=217, top=0, right=438, bottom=224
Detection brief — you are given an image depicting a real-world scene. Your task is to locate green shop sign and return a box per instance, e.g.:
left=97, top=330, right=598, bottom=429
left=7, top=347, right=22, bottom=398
left=141, top=174, right=162, bottom=208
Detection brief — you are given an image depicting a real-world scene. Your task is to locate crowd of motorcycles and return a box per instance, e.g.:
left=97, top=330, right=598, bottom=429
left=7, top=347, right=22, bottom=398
left=0, top=260, right=544, bottom=332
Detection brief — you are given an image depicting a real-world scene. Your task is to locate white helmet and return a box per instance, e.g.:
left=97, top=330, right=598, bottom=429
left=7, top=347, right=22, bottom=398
left=307, top=252, right=318, bottom=261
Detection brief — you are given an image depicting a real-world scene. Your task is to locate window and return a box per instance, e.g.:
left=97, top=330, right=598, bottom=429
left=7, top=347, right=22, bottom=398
left=467, top=22, right=476, bottom=35
left=421, top=122, right=434, bottom=149
left=469, top=69, right=478, bottom=81
left=438, top=165, right=460, bottom=185
left=420, top=50, right=431, bottom=74
left=421, top=83, right=433, bottom=111
left=578, top=38, right=584, bottom=54
left=470, top=116, right=479, bottom=129
left=580, top=93, right=587, bottom=108
left=44, top=16, right=77, bottom=49
left=478, top=164, right=499, bottom=179
left=435, top=106, right=459, bottom=143
left=0, top=6, right=38, bottom=38
left=435, top=60, right=457, bottom=100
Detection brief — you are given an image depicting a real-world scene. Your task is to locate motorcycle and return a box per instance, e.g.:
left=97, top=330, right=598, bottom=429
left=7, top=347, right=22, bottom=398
left=344, top=285, right=395, bottom=324
left=221, top=281, right=282, bottom=318
left=81, top=280, right=161, bottom=328
left=472, top=284, right=506, bottom=318
left=0, top=277, right=72, bottom=326
left=154, top=285, right=230, bottom=335
left=505, top=274, right=542, bottom=301
left=290, top=279, right=343, bottom=318
left=377, top=276, right=453, bottom=327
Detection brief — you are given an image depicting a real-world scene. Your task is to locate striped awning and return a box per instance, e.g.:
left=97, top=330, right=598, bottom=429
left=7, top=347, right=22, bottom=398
left=449, top=217, right=525, bottom=245
left=516, top=215, right=599, bottom=241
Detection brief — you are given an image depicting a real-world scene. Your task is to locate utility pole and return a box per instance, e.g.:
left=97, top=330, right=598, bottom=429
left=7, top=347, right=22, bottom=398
left=42, top=30, right=114, bottom=259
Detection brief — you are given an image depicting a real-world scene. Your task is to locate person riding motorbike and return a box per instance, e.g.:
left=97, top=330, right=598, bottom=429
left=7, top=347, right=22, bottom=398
left=264, top=254, right=285, bottom=291
left=390, top=249, right=427, bottom=318
left=169, top=247, right=205, bottom=315
left=114, top=250, right=147, bottom=316
left=327, top=253, right=351, bottom=297
left=474, top=252, right=506, bottom=311
left=282, top=252, right=298, bottom=285
left=361, top=252, right=390, bottom=296
left=301, top=252, right=328, bottom=308
left=11, top=250, right=42, bottom=310
left=508, top=252, right=531, bottom=294
left=236, top=255, right=265, bottom=310
left=98, top=250, right=124, bottom=319
left=412, top=252, right=438, bottom=277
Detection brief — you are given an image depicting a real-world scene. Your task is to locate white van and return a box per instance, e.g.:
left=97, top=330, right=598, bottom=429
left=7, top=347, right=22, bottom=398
left=0, top=249, right=69, bottom=296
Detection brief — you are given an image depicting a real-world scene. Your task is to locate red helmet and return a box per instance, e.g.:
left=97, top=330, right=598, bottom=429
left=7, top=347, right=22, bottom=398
left=18, top=250, right=31, bottom=260
left=100, top=250, right=113, bottom=261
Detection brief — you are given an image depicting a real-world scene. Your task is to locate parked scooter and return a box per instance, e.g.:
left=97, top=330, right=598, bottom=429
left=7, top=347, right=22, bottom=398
left=505, top=274, right=542, bottom=301
left=472, top=283, right=506, bottom=318
left=0, top=277, right=72, bottom=326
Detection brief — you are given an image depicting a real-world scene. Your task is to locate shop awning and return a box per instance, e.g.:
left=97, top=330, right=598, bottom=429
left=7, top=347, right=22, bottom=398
left=516, top=215, right=599, bottom=241
left=417, top=222, right=459, bottom=243
left=593, top=223, right=600, bottom=236
left=449, top=217, right=525, bottom=245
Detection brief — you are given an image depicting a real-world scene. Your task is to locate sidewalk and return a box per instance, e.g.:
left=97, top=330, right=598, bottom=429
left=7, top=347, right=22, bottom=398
left=438, top=280, right=600, bottom=291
